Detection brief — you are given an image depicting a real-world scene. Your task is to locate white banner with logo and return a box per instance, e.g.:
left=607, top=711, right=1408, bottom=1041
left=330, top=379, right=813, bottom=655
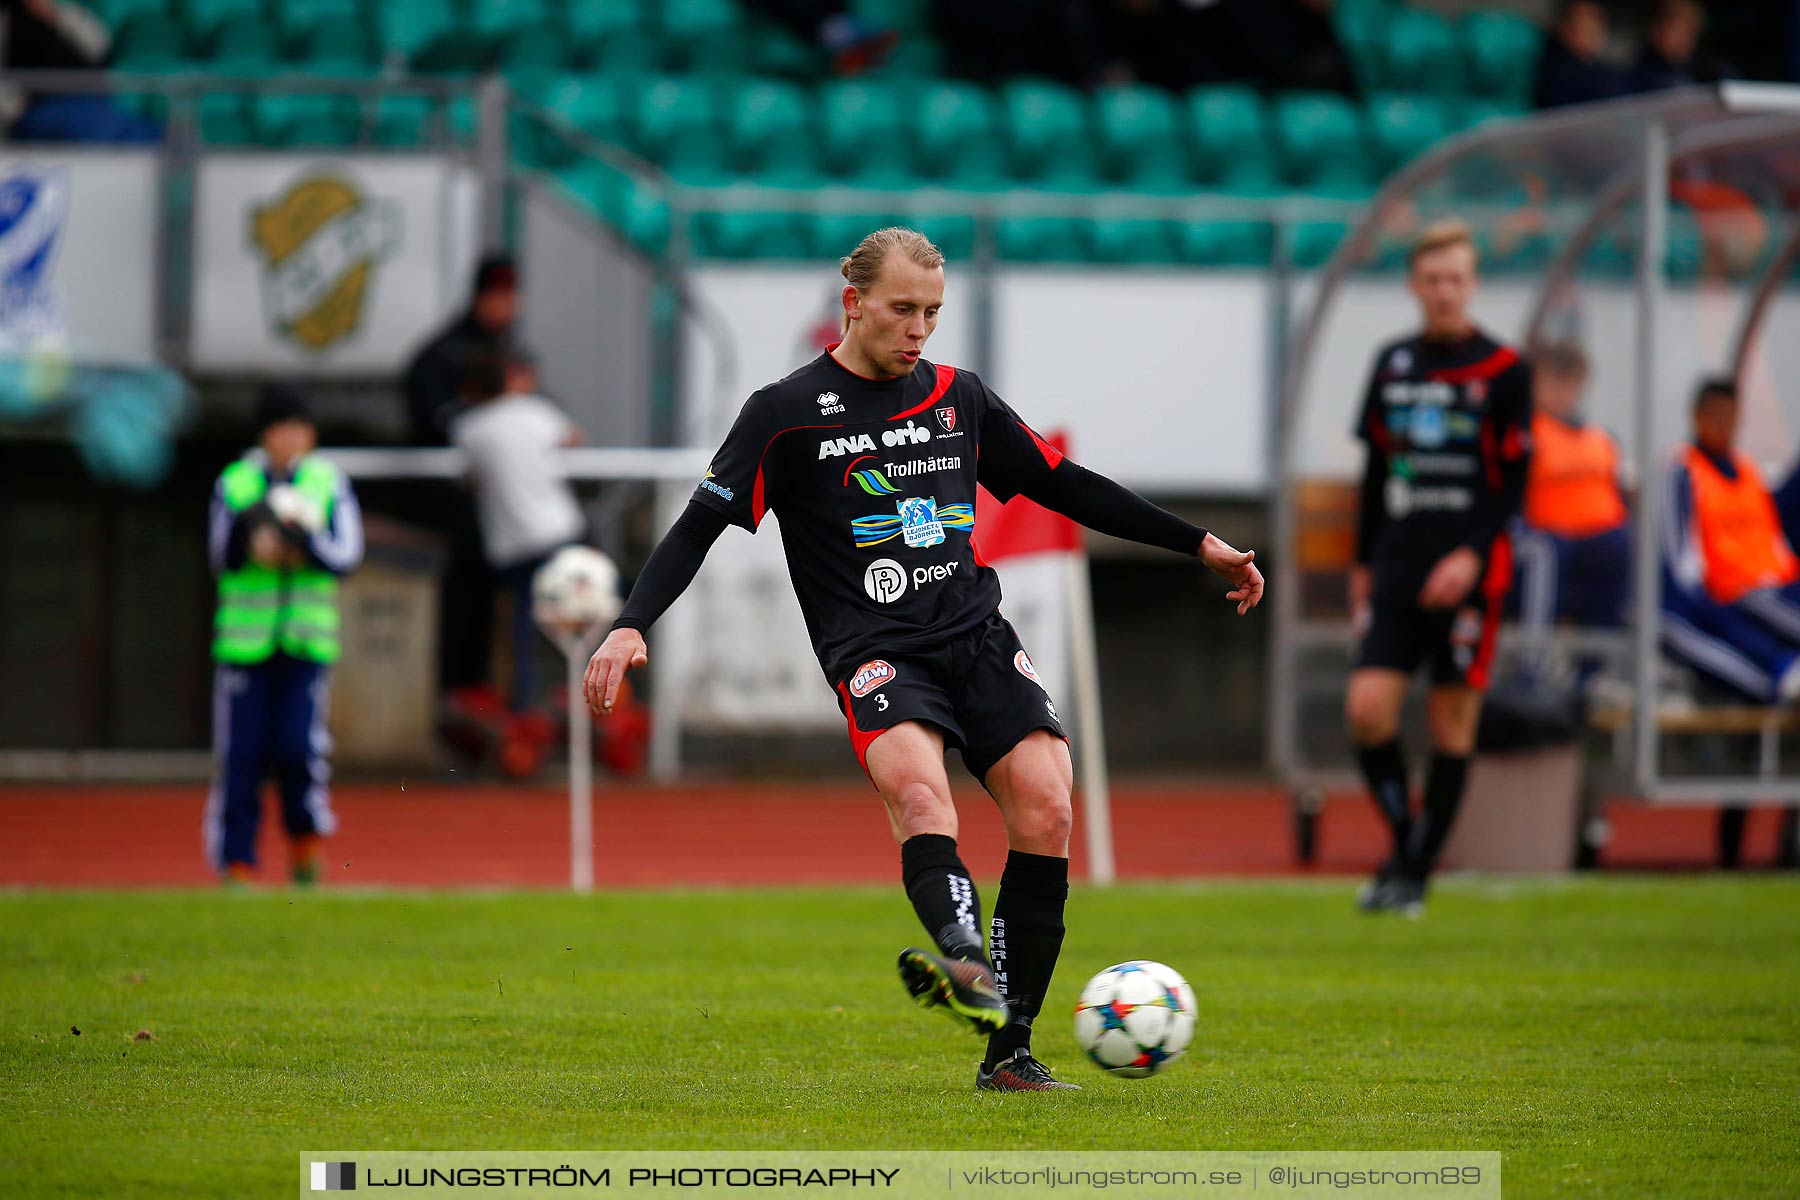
left=189, top=155, right=478, bottom=373
left=0, top=149, right=159, bottom=360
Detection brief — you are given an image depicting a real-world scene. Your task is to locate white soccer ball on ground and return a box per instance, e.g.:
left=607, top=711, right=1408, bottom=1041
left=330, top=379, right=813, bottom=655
left=1072, top=959, right=1197, bottom=1078
left=531, top=545, right=622, bottom=637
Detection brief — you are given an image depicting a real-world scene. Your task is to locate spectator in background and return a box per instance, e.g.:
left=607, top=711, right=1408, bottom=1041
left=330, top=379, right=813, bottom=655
left=450, top=351, right=585, bottom=740
left=1660, top=379, right=1800, bottom=704
left=1231, top=0, right=1358, bottom=97
left=206, top=384, right=363, bottom=885
left=1628, top=0, right=1717, bottom=93
left=741, top=0, right=896, bottom=74
left=400, top=255, right=523, bottom=720
left=2, top=0, right=157, bottom=142
left=1509, top=342, right=1631, bottom=644
left=932, top=0, right=1101, bottom=88
left=1534, top=0, right=1626, bottom=109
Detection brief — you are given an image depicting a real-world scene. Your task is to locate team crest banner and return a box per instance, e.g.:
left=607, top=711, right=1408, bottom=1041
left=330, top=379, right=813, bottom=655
left=190, top=156, right=477, bottom=373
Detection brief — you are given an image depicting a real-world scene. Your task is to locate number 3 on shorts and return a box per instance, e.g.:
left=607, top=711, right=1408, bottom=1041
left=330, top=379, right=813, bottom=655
left=875, top=693, right=888, bottom=711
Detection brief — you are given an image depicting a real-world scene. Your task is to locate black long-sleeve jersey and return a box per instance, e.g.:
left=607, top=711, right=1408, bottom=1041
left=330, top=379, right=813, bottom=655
left=616, top=348, right=1207, bottom=685
left=1354, top=328, right=1533, bottom=604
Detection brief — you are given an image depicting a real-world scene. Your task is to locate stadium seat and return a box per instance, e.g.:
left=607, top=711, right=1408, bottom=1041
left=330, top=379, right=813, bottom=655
left=196, top=91, right=256, bottom=143
left=498, top=26, right=577, bottom=96
left=1286, top=184, right=1371, bottom=268
left=875, top=36, right=944, bottom=79
left=88, top=0, right=168, bottom=24
left=1187, top=86, right=1277, bottom=188
left=470, top=0, right=551, bottom=38
left=658, top=0, right=744, bottom=74
left=1366, top=93, right=1451, bottom=173
left=910, top=81, right=1002, bottom=185
left=291, top=17, right=377, bottom=74
left=555, top=162, right=670, bottom=255
left=723, top=78, right=818, bottom=175
left=819, top=79, right=903, bottom=179
left=204, top=16, right=283, bottom=70
left=1272, top=91, right=1371, bottom=188
left=1332, top=0, right=1390, bottom=95
left=534, top=75, right=628, bottom=148
left=111, top=15, right=188, bottom=70
left=813, top=209, right=909, bottom=259
left=1174, top=212, right=1275, bottom=267
left=1455, top=97, right=1526, bottom=132
left=254, top=93, right=361, bottom=146
left=1088, top=217, right=1179, bottom=264
left=903, top=210, right=977, bottom=260
left=184, top=0, right=265, bottom=35
left=693, top=206, right=813, bottom=260
left=567, top=0, right=648, bottom=55
left=411, top=30, right=495, bottom=75
left=631, top=75, right=726, bottom=175
left=1094, top=84, right=1190, bottom=186
left=370, top=94, right=438, bottom=147
left=995, top=216, right=1088, bottom=263
left=1002, top=80, right=1097, bottom=184
left=1461, top=10, right=1541, bottom=105
left=1381, top=6, right=1460, bottom=96
left=746, top=20, right=822, bottom=76
left=373, top=0, right=458, bottom=64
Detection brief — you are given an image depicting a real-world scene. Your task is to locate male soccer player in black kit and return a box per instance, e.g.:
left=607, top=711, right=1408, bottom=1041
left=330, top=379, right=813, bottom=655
left=1347, top=219, right=1533, bottom=917
left=584, top=228, right=1264, bottom=1091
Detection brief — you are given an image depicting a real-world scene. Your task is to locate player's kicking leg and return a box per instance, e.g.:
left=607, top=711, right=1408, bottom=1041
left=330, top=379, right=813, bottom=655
left=975, top=728, right=1080, bottom=1092
left=865, top=722, right=1009, bottom=1035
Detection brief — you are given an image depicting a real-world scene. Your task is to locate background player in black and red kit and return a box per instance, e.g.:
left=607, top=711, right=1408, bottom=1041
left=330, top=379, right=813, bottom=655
left=583, top=228, right=1264, bottom=1092
left=1348, top=219, right=1532, bottom=917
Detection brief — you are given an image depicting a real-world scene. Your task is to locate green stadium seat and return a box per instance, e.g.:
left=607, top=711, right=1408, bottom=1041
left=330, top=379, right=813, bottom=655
left=291, top=16, right=376, bottom=74
left=819, top=79, right=902, bottom=179
left=184, top=0, right=265, bottom=34
left=1094, top=84, right=1190, bottom=186
left=1455, top=97, right=1525, bottom=132
left=555, top=162, right=670, bottom=255
left=254, top=93, right=361, bottom=145
left=910, top=81, right=1002, bottom=185
left=567, top=0, right=648, bottom=54
left=812, top=208, right=909, bottom=259
left=471, top=0, right=551, bottom=37
left=996, top=216, right=1087, bottom=263
left=1366, top=92, right=1451, bottom=173
left=1174, top=212, right=1275, bottom=267
left=693, top=206, right=813, bottom=260
left=373, top=0, right=457, bottom=63
left=275, top=0, right=359, bottom=35
left=499, top=26, right=576, bottom=96
left=370, top=94, right=439, bottom=147
left=659, top=0, right=743, bottom=73
left=631, top=75, right=726, bottom=174
left=852, top=0, right=926, bottom=34
left=111, top=15, right=188, bottom=70
left=205, top=17, right=283, bottom=69
left=746, top=19, right=822, bottom=76
left=903, top=210, right=977, bottom=260
left=535, top=74, right=627, bottom=146
left=874, top=36, right=943, bottom=79
left=587, top=30, right=665, bottom=73
left=1460, top=10, right=1541, bottom=105
left=1286, top=184, right=1371, bottom=268
left=723, top=79, right=817, bottom=175
left=1002, top=80, right=1097, bottom=184
left=1272, top=91, right=1370, bottom=188
left=1088, top=217, right=1178, bottom=264
left=1332, top=0, right=1390, bottom=95
left=89, top=0, right=168, bottom=24
left=1187, top=86, right=1276, bottom=187
left=412, top=30, right=495, bottom=75
left=1381, top=6, right=1460, bottom=96
left=196, top=91, right=255, bottom=143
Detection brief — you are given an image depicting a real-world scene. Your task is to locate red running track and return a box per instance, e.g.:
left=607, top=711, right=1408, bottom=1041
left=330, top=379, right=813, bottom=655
left=0, top=779, right=1777, bottom=888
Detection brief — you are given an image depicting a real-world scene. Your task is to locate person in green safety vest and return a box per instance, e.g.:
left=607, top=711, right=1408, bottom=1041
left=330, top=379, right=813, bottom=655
left=205, top=384, right=363, bottom=885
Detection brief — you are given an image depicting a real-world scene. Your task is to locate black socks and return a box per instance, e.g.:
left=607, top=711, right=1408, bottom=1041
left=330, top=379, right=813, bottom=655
left=1406, top=753, right=1469, bottom=878
left=899, top=833, right=986, bottom=964
left=983, top=850, right=1069, bottom=1071
left=1355, top=738, right=1412, bottom=858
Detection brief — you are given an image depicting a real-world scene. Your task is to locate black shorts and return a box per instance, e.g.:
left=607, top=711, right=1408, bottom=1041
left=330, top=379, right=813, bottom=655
left=1356, top=597, right=1501, bottom=690
left=833, top=611, right=1068, bottom=784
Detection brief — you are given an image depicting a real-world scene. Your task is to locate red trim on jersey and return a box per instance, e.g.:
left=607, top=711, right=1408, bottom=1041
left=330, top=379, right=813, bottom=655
left=1428, top=345, right=1518, bottom=385
left=744, top=423, right=847, bottom=528
left=1467, top=533, right=1512, bottom=692
left=889, top=364, right=957, bottom=422
left=1021, top=421, right=1065, bottom=469
left=970, top=532, right=990, bottom=568
left=836, top=681, right=888, bottom=779
left=1479, top=414, right=1501, bottom=489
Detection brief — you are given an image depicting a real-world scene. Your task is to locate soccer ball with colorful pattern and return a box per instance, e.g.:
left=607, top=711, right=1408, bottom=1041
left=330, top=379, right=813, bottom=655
left=1072, top=960, right=1196, bottom=1077
left=531, top=546, right=623, bottom=638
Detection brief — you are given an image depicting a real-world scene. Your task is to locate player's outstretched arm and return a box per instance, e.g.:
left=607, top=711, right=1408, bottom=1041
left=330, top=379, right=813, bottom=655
left=583, top=500, right=729, bottom=715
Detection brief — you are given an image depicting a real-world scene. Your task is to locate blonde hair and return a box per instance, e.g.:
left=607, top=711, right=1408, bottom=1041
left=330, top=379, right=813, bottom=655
left=840, top=227, right=945, bottom=330
left=1409, top=218, right=1478, bottom=270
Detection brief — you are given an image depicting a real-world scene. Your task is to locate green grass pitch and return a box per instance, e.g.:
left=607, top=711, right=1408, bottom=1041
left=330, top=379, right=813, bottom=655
left=2, top=878, right=1796, bottom=1198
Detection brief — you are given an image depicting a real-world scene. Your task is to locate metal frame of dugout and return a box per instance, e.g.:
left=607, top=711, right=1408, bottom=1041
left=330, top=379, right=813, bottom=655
left=1268, top=85, right=1800, bottom=860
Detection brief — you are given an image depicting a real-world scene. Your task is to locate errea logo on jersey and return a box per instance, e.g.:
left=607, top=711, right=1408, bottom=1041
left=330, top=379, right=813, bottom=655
left=818, top=421, right=932, bottom=459
left=817, top=391, right=845, bottom=415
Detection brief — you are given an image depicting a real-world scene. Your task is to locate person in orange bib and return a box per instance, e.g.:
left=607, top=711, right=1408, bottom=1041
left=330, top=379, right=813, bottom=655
left=1660, top=379, right=1800, bottom=703
left=1509, top=342, right=1631, bottom=642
